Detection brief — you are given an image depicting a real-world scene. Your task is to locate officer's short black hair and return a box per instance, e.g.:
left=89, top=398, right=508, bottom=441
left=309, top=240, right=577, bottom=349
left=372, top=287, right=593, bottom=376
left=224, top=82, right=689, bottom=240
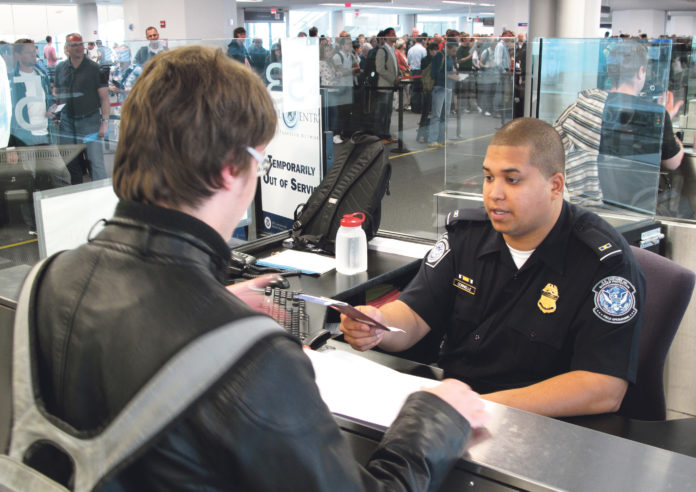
left=489, top=118, right=565, bottom=177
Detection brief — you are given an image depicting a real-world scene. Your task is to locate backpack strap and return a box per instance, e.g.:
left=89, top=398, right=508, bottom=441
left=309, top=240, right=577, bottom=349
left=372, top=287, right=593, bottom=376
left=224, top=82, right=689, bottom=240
left=6, top=257, right=283, bottom=492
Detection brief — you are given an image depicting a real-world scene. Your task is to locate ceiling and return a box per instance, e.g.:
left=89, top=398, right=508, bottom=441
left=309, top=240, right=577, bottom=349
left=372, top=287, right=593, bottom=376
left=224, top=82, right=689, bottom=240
left=2, top=0, right=696, bottom=18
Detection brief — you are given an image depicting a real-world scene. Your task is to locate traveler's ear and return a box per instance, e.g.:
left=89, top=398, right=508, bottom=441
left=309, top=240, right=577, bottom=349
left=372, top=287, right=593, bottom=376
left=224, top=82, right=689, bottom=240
left=220, top=156, right=247, bottom=190
left=221, top=149, right=247, bottom=179
left=219, top=164, right=235, bottom=190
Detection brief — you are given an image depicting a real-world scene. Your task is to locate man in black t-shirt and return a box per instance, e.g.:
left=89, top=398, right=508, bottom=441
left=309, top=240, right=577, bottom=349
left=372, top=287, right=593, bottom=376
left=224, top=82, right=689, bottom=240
left=456, top=34, right=477, bottom=113
left=54, top=32, right=110, bottom=183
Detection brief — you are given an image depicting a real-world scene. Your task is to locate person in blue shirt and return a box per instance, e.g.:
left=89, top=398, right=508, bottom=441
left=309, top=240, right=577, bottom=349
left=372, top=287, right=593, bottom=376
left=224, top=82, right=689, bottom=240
left=227, top=26, right=250, bottom=66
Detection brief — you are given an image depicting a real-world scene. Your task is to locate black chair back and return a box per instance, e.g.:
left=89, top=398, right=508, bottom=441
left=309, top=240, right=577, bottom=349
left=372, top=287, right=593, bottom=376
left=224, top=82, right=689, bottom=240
left=618, top=246, right=695, bottom=420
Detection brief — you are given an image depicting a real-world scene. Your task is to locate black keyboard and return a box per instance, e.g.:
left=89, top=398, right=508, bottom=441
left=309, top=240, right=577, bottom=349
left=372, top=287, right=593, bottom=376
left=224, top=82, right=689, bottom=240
left=261, top=288, right=331, bottom=349
left=262, top=288, right=310, bottom=340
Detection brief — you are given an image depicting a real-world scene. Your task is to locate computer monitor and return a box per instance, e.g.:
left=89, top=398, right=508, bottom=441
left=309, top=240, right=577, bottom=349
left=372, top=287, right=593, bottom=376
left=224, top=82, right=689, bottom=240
left=34, top=179, right=251, bottom=258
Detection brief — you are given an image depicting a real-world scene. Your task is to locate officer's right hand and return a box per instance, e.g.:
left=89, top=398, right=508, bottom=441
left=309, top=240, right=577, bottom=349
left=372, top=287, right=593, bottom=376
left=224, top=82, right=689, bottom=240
left=339, top=305, right=385, bottom=351
left=423, top=379, right=490, bottom=429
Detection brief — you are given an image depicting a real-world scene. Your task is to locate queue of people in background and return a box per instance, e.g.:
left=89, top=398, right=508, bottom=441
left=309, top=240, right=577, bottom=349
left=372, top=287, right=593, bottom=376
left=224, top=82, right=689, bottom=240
left=301, top=27, right=525, bottom=145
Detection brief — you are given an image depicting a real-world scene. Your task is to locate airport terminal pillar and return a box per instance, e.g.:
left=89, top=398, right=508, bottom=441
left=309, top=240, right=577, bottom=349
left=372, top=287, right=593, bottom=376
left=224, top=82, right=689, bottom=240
left=523, top=0, right=601, bottom=116
left=77, top=3, right=99, bottom=42
left=528, top=0, right=600, bottom=38
left=399, top=14, right=416, bottom=35
left=332, top=11, right=345, bottom=36
left=122, top=0, right=236, bottom=41
left=557, top=0, right=601, bottom=37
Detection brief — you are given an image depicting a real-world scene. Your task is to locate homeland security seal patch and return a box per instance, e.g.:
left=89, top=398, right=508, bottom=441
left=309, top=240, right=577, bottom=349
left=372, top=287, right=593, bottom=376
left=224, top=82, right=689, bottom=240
left=592, top=276, right=637, bottom=324
left=426, top=237, right=450, bottom=268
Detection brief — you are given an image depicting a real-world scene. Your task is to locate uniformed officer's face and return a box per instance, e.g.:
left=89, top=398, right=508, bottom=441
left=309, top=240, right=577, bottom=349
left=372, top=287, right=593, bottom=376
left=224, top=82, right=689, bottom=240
left=482, top=144, right=564, bottom=250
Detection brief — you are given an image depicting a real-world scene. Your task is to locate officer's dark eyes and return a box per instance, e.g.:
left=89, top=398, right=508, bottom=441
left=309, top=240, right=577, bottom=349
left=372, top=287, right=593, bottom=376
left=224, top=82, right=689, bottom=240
left=506, top=176, right=520, bottom=184
left=483, top=174, right=493, bottom=182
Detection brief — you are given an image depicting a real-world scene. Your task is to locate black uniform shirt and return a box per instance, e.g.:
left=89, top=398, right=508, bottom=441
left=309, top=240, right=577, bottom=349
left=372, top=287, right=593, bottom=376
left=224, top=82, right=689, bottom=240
left=54, top=56, right=107, bottom=118
left=399, top=201, right=644, bottom=394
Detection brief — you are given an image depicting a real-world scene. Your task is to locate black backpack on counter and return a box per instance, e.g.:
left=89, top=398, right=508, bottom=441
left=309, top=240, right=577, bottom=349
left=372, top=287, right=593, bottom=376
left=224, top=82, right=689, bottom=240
left=289, top=133, right=391, bottom=254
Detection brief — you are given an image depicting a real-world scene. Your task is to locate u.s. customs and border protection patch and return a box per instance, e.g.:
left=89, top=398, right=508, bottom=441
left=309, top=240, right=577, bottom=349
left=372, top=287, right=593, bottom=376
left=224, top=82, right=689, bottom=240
left=426, top=236, right=450, bottom=268
left=537, top=283, right=559, bottom=314
left=592, top=276, right=637, bottom=324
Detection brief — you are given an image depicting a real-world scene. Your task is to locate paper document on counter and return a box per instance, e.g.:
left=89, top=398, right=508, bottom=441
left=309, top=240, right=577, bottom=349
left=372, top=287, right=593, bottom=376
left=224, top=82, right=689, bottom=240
left=256, top=249, right=336, bottom=275
left=368, top=237, right=433, bottom=259
left=304, top=348, right=439, bottom=427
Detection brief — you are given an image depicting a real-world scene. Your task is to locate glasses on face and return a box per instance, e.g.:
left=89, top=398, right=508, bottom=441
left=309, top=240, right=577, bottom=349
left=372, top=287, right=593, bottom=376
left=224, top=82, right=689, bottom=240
left=246, top=146, right=271, bottom=177
left=68, top=42, right=84, bottom=48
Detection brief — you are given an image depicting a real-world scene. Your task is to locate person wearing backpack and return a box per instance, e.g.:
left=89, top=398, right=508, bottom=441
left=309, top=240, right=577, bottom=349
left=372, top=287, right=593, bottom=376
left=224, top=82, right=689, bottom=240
left=416, top=41, right=439, bottom=144
left=10, top=45, right=488, bottom=490
left=359, top=33, right=381, bottom=133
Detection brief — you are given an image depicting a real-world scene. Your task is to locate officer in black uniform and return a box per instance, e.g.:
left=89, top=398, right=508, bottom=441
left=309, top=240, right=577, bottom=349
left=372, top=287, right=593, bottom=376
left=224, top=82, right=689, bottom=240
left=341, top=118, right=644, bottom=418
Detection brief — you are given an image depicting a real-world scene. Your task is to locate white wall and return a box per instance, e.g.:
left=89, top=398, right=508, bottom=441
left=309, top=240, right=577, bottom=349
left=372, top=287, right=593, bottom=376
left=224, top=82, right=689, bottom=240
left=495, top=0, right=529, bottom=36
left=666, top=12, right=696, bottom=36
left=185, top=0, right=234, bottom=40
left=0, top=4, right=78, bottom=44
left=612, top=9, right=665, bottom=37
left=123, top=0, right=185, bottom=41
left=123, top=0, right=235, bottom=41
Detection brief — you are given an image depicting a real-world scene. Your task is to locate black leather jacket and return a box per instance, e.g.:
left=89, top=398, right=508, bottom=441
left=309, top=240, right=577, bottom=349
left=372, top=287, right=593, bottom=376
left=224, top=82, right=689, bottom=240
left=33, top=201, right=472, bottom=491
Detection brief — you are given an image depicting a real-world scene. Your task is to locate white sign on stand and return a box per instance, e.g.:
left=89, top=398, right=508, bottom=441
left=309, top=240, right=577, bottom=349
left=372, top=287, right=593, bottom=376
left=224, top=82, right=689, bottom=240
left=260, top=39, right=322, bottom=234
left=0, top=56, right=11, bottom=147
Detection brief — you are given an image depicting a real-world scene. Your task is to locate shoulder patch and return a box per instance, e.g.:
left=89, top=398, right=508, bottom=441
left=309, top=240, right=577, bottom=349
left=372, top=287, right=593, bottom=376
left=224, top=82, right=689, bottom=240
left=426, top=236, right=451, bottom=268
left=573, top=221, right=623, bottom=262
left=592, top=276, right=638, bottom=324
left=446, top=207, right=488, bottom=231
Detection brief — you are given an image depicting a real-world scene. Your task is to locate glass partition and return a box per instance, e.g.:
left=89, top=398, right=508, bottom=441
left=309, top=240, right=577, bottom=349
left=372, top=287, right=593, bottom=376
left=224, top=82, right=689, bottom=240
left=533, top=37, right=694, bottom=220
left=0, top=33, right=516, bottom=274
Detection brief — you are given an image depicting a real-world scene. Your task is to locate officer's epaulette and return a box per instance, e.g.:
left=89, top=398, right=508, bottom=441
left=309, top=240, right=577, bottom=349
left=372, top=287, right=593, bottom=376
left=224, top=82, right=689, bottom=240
left=445, top=208, right=488, bottom=230
left=573, top=220, right=624, bottom=262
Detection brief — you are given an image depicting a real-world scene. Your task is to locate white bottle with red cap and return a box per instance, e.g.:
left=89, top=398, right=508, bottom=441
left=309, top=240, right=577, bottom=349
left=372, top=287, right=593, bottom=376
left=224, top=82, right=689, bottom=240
left=335, top=212, right=368, bottom=275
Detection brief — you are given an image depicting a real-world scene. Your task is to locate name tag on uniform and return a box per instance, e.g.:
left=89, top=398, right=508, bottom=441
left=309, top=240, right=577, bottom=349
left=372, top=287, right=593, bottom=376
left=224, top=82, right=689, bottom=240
left=453, top=274, right=476, bottom=295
